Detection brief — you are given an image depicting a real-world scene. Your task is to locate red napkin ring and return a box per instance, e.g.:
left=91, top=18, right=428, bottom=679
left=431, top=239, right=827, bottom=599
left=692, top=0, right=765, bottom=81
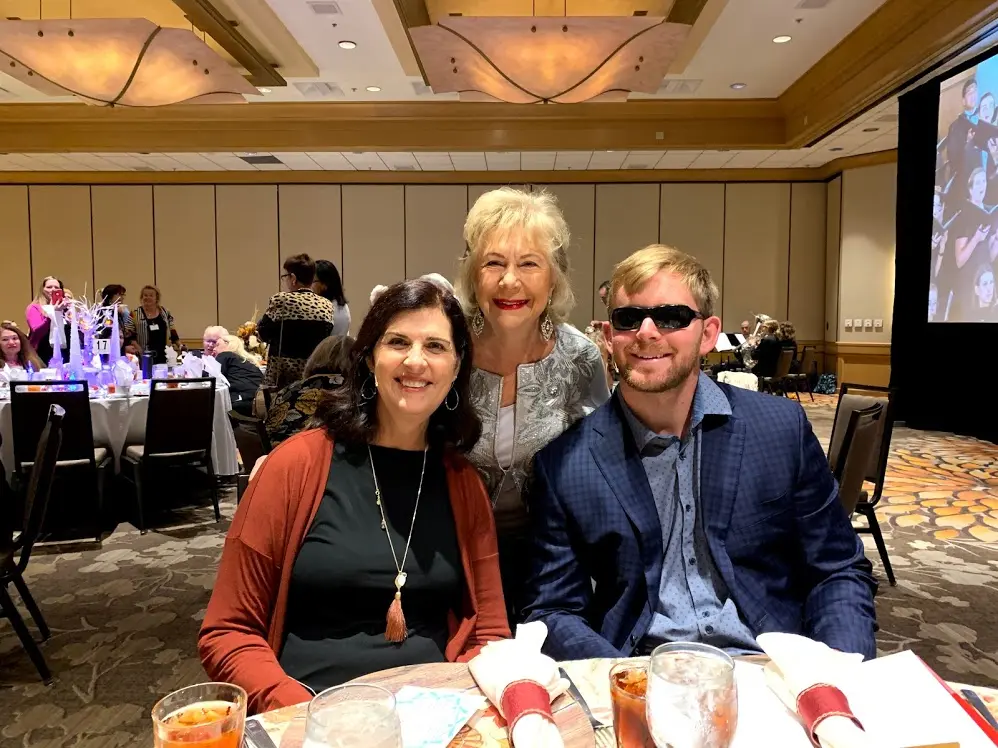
left=796, top=683, right=865, bottom=747
left=501, top=680, right=554, bottom=739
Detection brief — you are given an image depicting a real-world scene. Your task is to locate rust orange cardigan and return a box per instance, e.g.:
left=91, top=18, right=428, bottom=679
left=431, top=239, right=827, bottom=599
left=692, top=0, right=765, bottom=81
left=198, top=428, right=511, bottom=715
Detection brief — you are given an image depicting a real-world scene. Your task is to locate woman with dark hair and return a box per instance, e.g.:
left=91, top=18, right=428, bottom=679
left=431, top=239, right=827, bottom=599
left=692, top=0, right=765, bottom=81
left=1, top=322, right=44, bottom=372
left=97, top=284, right=134, bottom=342
left=265, top=334, right=355, bottom=446
left=200, top=279, right=508, bottom=715
left=313, top=259, right=351, bottom=336
left=258, top=253, right=336, bottom=389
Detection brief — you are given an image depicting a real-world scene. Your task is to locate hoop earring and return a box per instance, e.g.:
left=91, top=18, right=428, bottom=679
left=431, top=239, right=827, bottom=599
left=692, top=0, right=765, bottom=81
left=359, top=373, right=377, bottom=402
left=471, top=308, right=485, bottom=337
left=540, top=310, right=555, bottom=341
left=444, top=388, right=460, bottom=411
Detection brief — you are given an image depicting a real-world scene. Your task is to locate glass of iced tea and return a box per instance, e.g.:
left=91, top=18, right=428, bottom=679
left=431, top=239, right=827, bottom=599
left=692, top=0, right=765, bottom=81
left=610, top=659, right=656, bottom=748
left=151, top=682, right=246, bottom=748
left=646, top=643, right=737, bottom=748
left=304, top=684, right=402, bottom=748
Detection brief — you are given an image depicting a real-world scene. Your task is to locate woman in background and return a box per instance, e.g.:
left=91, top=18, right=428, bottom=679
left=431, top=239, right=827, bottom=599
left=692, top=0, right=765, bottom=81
left=456, top=187, right=610, bottom=621
left=98, top=284, right=134, bottom=341
left=777, top=320, right=798, bottom=363
left=213, top=334, right=264, bottom=416
left=265, top=334, right=355, bottom=446
left=313, top=259, right=351, bottom=336
left=1, top=322, right=44, bottom=372
left=26, top=276, right=70, bottom=365
left=126, top=285, right=180, bottom=364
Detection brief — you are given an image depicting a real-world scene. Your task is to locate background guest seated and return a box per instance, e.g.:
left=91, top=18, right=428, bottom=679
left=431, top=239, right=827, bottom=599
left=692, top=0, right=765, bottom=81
left=1, top=322, right=44, bottom=372
left=211, top=334, right=264, bottom=416
left=198, top=279, right=509, bottom=714
left=749, top=319, right=782, bottom=377
left=265, top=334, right=355, bottom=446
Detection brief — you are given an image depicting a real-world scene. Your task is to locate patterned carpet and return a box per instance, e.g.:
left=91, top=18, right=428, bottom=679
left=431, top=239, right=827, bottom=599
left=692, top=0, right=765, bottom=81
left=1, top=397, right=997, bottom=747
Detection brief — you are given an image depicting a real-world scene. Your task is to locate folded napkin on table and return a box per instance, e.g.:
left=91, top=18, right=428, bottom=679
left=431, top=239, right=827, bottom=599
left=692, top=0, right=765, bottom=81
left=757, top=633, right=891, bottom=748
left=177, top=355, right=204, bottom=379
left=468, top=622, right=569, bottom=748
left=200, top=355, right=229, bottom=387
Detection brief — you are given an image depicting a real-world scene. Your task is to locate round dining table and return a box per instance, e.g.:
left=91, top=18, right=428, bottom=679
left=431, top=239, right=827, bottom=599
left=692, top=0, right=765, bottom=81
left=248, top=661, right=596, bottom=748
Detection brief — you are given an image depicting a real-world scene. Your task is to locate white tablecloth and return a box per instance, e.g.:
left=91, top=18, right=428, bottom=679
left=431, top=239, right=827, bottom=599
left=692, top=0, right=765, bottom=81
left=0, top=386, right=239, bottom=476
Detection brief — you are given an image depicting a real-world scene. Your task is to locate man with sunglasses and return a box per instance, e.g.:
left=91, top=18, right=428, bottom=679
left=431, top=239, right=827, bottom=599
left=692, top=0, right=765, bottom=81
left=521, top=244, right=877, bottom=660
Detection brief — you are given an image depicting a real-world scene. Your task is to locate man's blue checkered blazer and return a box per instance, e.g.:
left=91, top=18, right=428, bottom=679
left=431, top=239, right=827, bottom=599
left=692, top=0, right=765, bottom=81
left=521, top=384, right=878, bottom=660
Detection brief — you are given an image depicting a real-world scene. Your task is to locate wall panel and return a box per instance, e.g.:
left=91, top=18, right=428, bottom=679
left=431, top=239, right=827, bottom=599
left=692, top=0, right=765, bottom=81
left=789, top=182, right=827, bottom=341
left=216, top=186, right=279, bottom=333
left=278, top=184, right=342, bottom=271
left=825, top=177, right=842, bottom=343
left=342, top=186, right=405, bottom=330
left=0, top=186, right=33, bottom=328
left=404, top=185, right=467, bottom=285
left=28, top=186, right=93, bottom=301
left=659, top=183, right=725, bottom=318
left=594, top=184, right=660, bottom=308
left=91, top=186, right=155, bottom=308
left=722, top=183, right=791, bottom=332
left=545, top=183, right=596, bottom=329
left=153, top=186, right=217, bottom=340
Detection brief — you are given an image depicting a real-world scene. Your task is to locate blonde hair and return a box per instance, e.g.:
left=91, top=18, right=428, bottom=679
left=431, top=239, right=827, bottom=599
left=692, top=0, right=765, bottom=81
left=609, top=244, right=719, bottom=318
left=33, top=276, right=62, bottom=305
left=456, top=187, right=575, bottom=324
left=221, top=334, right=262, bottom=365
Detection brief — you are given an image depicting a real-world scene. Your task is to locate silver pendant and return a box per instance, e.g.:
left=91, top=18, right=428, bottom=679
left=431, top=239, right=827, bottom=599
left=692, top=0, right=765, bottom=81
left=394, top=572, right=407, bottom=590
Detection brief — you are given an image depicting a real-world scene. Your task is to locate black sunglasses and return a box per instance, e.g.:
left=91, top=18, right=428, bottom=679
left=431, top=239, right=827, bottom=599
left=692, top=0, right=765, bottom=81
left=610, top=304, right=705, bottom=332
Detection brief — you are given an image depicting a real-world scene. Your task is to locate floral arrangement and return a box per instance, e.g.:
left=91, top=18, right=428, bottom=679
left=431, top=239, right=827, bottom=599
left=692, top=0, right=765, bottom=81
left=237, top=311, right=267, bottom=360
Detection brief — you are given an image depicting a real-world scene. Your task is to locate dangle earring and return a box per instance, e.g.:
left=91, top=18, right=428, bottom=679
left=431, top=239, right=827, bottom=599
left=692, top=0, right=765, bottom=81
left=540, top=297, right=555, bottom=341
left=471, top=308, right=485, bottom=337
left=360, top=373, right=377, bottom=402
left=444, top=388, right=460, bottom=411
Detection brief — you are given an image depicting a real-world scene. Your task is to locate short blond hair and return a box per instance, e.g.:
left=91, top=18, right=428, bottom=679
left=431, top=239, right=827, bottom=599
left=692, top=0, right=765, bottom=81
left=610, top=244, right=719, bottom=318
left=455, top=187, right=575, bottom=324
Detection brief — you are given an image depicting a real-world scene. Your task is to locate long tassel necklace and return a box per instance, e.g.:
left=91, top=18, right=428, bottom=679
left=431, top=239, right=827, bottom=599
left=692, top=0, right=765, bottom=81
left=368, top=444, right=428, bottom=643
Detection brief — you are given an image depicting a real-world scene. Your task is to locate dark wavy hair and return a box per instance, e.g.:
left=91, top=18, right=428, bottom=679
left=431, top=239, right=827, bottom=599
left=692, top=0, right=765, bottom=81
left=314, top=259, right=348, bottom=306
left=316, top=279, right=481, bottom=451
left=304, top=334, right=355, bottom=378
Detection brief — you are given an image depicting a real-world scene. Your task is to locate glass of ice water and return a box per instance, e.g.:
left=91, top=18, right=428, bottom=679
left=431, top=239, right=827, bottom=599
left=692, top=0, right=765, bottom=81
left=645, top=642, right=738, bottom=748
left=303, top=684, right=402, bottom=748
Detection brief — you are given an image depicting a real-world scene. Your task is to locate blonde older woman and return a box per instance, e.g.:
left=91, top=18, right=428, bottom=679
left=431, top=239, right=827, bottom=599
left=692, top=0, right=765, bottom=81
left=457, top=187, right=610, bottom=622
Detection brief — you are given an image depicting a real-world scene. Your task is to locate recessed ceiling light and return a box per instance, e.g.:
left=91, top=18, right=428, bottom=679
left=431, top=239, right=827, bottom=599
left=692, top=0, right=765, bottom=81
left=339, top=40, right=357, bottom=50
left=830, top=147, right=844, bottom=152
left=257, top=87, right=271, bottom=93
left=862, top=127, right=879, bottom=132
left=730, top=82, right=747, bottom=90
left=772, top=35, right=792, bottom=44
left=366, top=85, right=381, bottom=92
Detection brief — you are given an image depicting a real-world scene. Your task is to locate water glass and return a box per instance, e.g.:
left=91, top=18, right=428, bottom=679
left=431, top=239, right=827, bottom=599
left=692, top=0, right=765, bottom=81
left=304, top=684, right=402, bottom=748
left=645, top=643, right=737, bottom=748
left=151, top=682, right=246, bottom=748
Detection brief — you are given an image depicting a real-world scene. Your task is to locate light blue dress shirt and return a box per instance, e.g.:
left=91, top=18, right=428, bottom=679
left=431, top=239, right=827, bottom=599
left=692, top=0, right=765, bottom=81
left=620, top=372, right=759, bottom=655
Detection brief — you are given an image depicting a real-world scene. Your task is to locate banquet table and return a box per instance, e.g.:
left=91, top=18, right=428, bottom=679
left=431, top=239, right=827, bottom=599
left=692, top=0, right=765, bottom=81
left=0, top=385, right=239, bottom=476
left=248, top=657, right=998, bottom=748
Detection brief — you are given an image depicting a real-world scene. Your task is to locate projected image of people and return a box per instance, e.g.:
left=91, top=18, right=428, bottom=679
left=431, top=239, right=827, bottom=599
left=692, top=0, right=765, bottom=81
left=933, top=63, right=998, bottom=321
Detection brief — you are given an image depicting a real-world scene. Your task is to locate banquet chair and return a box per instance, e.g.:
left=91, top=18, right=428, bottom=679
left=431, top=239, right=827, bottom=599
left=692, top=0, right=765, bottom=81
left=122, top=377, right=218, bottom=533
left=828, top=382, right=898, bottom=586
left=758, top=348, right=794, bottom=396
left=1, top=404, right=64, bottom=684
left=227, top=410, right=272, bottom=501
left=834, top=403, right=884, bottom=515
left=9, top=381, right=111, bottom=543
left=784, top=346, right=817, bottom=402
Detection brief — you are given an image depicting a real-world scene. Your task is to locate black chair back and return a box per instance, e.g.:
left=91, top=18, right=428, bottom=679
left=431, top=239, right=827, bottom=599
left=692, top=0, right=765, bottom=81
left=773, top=347, right=794, bottom=379
left=834, top=403, right=884, bottom=516
left=16, top=404, right=64, bottom=572
left=10, top=381, right=94, bottom=471
left=829, top=383, right=897, bottom=504
left=145, top=378, right=216, bottom=459
left=798, top=346, right=817, bottom=377
left=228, top=410, right=272, bottom=471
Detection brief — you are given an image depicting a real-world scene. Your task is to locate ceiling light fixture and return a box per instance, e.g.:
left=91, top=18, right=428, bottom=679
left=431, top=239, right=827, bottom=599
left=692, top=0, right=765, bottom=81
left=338, top=40, right=357, bottom=49
left=773, top=35, right=792, bottom=44
left=257, top=87, right=272, bottom=93
left=730, top=82, right=747, bottom=90
left=366, top=85, right=381, bottom=92
left=0, top=18, right=258, bottom=106
left=862, top=127, right=879, bottom=132
left=829, top=147, right=844, bottom=152
left=409, top=16, right=690, bottom=103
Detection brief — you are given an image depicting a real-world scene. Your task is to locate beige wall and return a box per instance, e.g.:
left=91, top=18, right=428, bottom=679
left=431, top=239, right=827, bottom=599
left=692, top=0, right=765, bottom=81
left=0, top=180, right=831, bottom=345
left=837, top=163, right=897, bottom=343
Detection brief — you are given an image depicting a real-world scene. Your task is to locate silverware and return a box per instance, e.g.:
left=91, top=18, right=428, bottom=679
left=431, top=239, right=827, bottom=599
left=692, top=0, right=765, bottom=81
left=559, top=666, right=605, bottom=732
left=243, top=719, right=279, bottom=748
left=961, top=688, right=998, bottom=731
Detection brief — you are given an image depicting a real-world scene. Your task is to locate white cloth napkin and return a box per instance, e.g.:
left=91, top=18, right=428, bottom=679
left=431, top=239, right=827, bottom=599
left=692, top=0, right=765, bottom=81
left=200, top=355, right=229, bottom=387
left=178, top=355, right=204, bottom=379
left=468, top=622, right=568, bottom=748
left=757, top=633, right=892, bottom=748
